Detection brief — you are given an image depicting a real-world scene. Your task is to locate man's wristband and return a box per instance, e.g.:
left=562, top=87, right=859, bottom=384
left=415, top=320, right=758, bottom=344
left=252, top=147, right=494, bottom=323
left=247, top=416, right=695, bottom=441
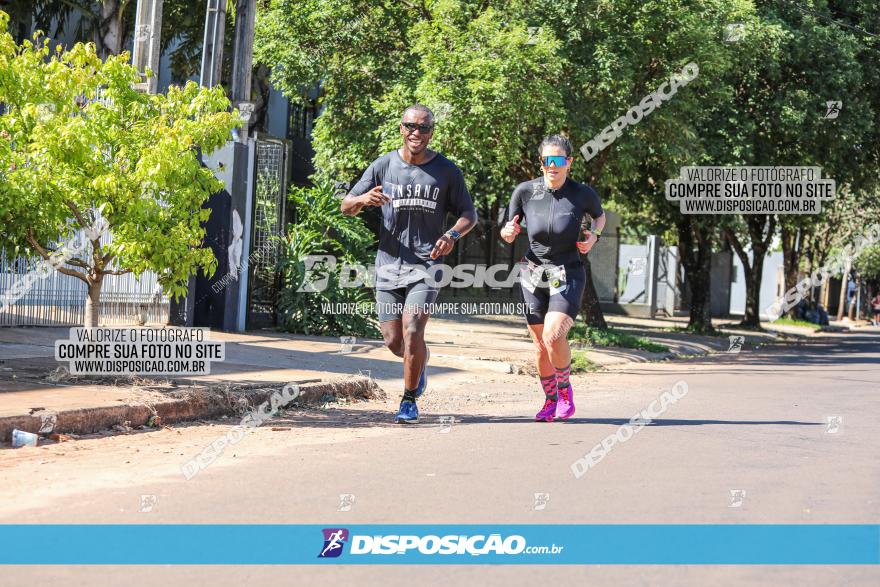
left=445, top=229, right=462, bottom=241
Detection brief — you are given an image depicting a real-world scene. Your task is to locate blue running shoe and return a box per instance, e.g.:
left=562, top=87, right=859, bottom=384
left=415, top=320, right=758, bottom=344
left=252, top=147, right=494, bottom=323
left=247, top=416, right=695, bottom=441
left=396, top=399, right=419, bottom=424
left=415, top=347, right=430, bottom=399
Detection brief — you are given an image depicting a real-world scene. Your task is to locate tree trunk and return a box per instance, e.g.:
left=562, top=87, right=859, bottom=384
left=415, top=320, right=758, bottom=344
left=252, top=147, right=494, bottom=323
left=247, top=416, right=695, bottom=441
left=99, top=0, right=125, bottom=57
left=742, top=261, right=764, bottom=327
left=678, top=216, right=714, bottom=334
left=726, top=215, right=775, bottom=328
left=803, top=247, right=821, bottom=304
left=580, top=257, right=607, bottom=328
left=735, top=243, right=768, bottom=328
left=84, top=278, right=104, bottom=327
left=686, top=250, right=713, bottom=333
left=780, top=225, right=801, bottom=318
left=836, top=257, right=851, bottom=321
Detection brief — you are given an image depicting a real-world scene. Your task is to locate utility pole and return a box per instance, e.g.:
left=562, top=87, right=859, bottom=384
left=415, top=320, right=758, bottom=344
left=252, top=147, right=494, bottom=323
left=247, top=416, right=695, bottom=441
left=170, top=0, right=235, bottom=328
left=182, top=0, right=257, bottom=332
left=200, top=0, right=227, bottom=89
left=230, top=0, right=257, bottom=141
left=131, top=0, right=163, bottom=94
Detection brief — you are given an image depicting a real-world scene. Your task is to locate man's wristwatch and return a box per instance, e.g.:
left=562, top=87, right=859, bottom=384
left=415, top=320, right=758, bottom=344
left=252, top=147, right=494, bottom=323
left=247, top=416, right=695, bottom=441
left=445, top=229, right=462, bottom=241
left=592, top=229, right=602, bottom=240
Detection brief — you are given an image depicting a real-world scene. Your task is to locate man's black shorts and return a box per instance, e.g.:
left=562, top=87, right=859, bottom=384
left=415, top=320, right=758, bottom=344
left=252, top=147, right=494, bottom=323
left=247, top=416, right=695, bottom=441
left=375, top=280, right=440, bottom=322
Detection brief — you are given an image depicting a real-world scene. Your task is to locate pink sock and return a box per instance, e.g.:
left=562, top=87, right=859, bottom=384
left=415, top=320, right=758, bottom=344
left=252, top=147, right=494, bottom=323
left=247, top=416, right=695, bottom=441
left=540, top=375, right=558, bottom=400
left=554, top=364, right=571, bottom=391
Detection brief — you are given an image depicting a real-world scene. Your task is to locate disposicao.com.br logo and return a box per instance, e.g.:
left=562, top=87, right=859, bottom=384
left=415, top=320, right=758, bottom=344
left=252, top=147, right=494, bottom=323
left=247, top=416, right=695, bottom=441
left=318, top=528, right=563, bottom=558
left=318, top=528, right=349, bottom=558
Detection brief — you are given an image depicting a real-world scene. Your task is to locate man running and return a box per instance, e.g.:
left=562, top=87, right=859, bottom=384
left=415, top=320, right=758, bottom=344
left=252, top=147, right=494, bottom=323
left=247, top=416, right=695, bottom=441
left=500, top=135, right=606, bottom=422
left=341, top=105, right=477, bottom=423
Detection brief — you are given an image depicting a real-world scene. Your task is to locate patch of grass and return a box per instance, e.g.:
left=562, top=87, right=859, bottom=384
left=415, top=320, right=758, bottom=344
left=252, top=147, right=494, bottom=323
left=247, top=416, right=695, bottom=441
left=570, top=350, right=601, bottom=373
left=768, top=317, right=821, bottom=331
left=570, top=323, right=670, bottom=353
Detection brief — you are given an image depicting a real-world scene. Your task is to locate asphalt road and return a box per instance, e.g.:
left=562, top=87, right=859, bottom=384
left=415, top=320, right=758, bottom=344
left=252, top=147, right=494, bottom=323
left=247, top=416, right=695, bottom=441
left=2, top=329, right=878, bottom=585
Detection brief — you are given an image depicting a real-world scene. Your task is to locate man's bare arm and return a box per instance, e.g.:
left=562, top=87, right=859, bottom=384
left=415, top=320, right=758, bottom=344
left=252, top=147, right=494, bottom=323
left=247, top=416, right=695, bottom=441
left=341, top=185, right=389, bottom=216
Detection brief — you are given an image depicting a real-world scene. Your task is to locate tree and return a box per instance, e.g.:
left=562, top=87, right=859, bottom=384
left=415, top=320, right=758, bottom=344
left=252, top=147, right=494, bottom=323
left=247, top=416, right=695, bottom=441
left=701, top=0, right=880, bottom=320
left=855, top=243, right=880, bottom=287
left=548, top=0, right=754, bottom=333
left=723, top=216, right=776, bottom=328
left=0, top=14, right=240, bottom=325
left=0, top=0, right=135, bottom=56
left=384, top=4, right=566, bottom=267
left=257, top=0, right=564, bottom=201
left=256, top=0, right=880, bottom=334
left=728, top=0, right=879, bottom=324
left=256, top=0, right=567, bottom=297
left=0, top=0, right=228, bottom=83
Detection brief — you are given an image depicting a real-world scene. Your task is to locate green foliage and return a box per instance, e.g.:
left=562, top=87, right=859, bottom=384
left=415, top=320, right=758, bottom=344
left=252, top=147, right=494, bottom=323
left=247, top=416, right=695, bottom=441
left=769, top=317, right=821, bottom=331
left=0, top=13, right=241, bottom=302
left=2, top=1, right=225, bottom=82
left=570, top=350, right=600, bottom=373
left=256, top=0, right=880, bottom=332
left=277, top=178, right=379, bottom=337
left=161, top=0, right=234, bottom=85
left=855, top=243, right=880, bottom=283
left=256, top=0, right=565, bottom=208
left=570, top=321, right=669, bottom=353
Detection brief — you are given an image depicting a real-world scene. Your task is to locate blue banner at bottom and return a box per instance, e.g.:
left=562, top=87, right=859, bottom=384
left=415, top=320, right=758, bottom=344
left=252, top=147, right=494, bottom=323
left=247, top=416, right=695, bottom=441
left=1, top=525, right=878, bottom=564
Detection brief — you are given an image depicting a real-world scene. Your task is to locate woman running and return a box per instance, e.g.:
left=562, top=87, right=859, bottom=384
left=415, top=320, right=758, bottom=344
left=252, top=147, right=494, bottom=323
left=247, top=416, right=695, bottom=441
left=500, top=135, right=606, bottom=421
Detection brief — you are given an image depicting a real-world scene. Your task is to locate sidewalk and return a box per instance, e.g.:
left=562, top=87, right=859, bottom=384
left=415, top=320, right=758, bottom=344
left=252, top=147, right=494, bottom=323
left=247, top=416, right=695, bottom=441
left=0, top=314, right=845, bottom=441
left=0, top=326, right=392, bottom=442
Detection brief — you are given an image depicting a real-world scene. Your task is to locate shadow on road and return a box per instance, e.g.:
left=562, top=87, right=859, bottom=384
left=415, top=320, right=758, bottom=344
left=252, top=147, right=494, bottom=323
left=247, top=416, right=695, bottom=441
left=262, top=409, right=823, bottom=430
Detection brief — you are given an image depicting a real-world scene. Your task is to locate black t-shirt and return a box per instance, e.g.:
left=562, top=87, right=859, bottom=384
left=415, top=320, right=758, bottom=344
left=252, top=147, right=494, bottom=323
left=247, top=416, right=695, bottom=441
left=350, top=150, right=475, bottom=289
left=507, top=178, right=604, bottom=268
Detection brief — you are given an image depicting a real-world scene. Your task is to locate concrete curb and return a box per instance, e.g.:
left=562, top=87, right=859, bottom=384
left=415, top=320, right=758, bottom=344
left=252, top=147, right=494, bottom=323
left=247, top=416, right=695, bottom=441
left=0, top=376, right=384, bottom=443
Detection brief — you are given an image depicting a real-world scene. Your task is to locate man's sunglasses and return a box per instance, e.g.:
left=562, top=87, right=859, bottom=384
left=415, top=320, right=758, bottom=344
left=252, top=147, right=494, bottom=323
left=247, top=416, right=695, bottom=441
left=402, top=122, right=434, bottom=134
left=541, top=155, right=570, bottom=167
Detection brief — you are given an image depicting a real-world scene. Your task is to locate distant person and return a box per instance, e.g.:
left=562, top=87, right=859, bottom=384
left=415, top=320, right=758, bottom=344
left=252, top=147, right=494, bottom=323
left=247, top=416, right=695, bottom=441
left=341, top=105, right=477, bottom=424
left=500, top=135, right=606, bottom=422
left=846, top=276, right=857, bottom=319
left=816, top=303, right=829, bottom=326
left=794, top=298, right=809, bottom=321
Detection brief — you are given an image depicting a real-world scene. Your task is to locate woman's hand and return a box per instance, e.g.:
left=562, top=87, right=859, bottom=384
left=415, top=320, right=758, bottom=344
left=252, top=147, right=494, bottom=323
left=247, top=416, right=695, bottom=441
left=500, top=214, right=522, bottom=243
left=577, top=229, right=598, bottom=254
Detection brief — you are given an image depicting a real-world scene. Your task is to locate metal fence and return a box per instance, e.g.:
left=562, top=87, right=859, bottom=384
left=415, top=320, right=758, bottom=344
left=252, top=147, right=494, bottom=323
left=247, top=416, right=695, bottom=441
left=0, top=249, right=169, bottom=327
left=247, top=135, right=288, bottom=327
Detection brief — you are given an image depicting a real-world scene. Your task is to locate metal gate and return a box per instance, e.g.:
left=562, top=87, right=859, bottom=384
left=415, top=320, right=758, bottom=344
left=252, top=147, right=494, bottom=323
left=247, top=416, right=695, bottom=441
left=0, top=249, right=169, bottom=327
left=247, top=134, right=289, bottom=328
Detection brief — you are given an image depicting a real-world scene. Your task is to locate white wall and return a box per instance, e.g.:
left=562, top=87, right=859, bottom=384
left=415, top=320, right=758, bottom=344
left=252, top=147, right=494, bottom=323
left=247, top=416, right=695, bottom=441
left=729, top=251, right=784, bottom=318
